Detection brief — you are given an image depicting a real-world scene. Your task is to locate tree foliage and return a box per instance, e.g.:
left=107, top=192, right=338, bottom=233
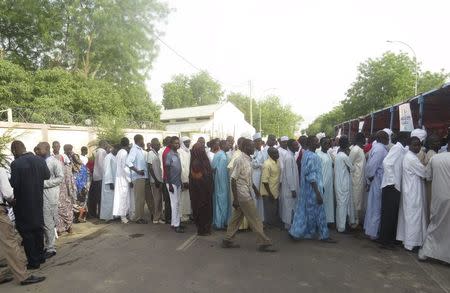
left=0, top=0, right=168, bottom=127
left=307, top=52, right=449, bottom=136
left=0, top=59, right=161, bottom=127
left=0, top=0, right=169, bottom=84
left=162, top=71, right=223, bottom=109
left=96, top=115, right=126, bottom=145
left=226, top=92, right=303, bottom=137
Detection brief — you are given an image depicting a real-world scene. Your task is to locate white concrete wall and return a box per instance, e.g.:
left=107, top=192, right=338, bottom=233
left=0, top=122, right=178, bottom=156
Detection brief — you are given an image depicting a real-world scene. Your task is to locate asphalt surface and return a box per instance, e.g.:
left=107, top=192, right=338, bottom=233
left=3, top=221, right=450, bottom=293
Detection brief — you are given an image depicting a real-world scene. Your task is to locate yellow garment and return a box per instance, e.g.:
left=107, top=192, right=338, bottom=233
left=260, top=158, right=280, bottom=199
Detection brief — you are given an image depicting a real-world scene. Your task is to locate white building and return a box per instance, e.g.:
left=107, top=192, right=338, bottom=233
left=160, top=102, right=255, bottom=140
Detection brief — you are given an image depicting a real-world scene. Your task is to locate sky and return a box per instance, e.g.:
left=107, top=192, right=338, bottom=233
left=146, top=0, right=450, bottom=129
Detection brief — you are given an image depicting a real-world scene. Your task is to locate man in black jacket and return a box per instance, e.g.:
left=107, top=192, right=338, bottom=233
left=10, top=141, right=50, bottom=270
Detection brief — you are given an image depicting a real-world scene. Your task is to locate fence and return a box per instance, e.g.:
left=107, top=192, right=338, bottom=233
left=0, top=121, right=178, bottom=156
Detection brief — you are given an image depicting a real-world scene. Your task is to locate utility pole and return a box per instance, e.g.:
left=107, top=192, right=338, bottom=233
left=249, top=80, right=253, bottom=126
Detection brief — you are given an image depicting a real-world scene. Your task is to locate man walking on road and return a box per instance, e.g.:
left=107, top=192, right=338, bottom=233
left=222, top=139, right=276, bottom=252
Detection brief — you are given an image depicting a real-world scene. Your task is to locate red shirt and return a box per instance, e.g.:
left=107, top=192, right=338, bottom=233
left=162, top=146, right=171, bottom=181
left=363, top=143, right=372, bottom=154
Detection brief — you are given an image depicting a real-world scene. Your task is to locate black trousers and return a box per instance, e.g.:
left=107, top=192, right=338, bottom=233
left=17, top=227, right=44, bottom=267
left=379, top=185, right=401, bottom=245
left=162, top=184, right=172, bottom=223
left=263, top=196, right=281, bottom=228
left=88, top=180, right=102, bottom=218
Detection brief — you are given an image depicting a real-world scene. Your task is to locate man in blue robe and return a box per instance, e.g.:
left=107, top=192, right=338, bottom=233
left=212, top=140, right=231, bottom=229
left=364, top=130, right=389, bottom=239
left=289, top=136, right=336, bottom=243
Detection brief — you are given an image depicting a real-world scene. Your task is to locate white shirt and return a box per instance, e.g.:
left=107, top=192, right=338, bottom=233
left=0, top=167, right=13, bottom=203
left=126, top=144, right=148, bottom=180
left=80, top=155, right=89, bottom=165
left=93, top=148, right=107, bottom=181
left=147, top=149, right=162, bottom=183
left=381, top=142, right=408, bottom=191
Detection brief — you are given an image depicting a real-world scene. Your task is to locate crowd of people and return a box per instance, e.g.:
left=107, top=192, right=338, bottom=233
left=0, top=127, right=449, bottom=286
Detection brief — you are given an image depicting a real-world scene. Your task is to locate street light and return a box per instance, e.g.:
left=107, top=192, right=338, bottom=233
left=260, top=88, right=278, bottom=133
left=386, top=40, right=418, bottom=96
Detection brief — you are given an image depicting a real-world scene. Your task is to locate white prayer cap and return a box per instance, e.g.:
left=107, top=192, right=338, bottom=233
left=382, top=128, right=393, bottom=137
left=411, top=128, right=427, bottom=142
left=253, top=132, right=262, bottom=140
left=280, top=136, right=289, bottom=142
left=181, top=136, right=190, bottom=142
left=316, top=132, right=326, bottom=141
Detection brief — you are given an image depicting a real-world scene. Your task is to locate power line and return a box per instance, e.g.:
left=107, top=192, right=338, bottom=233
left=154, top=34, right=245, bottom=91
left=154, top=34, right=204, bottom=72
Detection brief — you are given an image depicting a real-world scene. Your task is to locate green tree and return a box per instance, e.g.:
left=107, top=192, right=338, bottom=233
left=307, top=52, right=449, bottom=135
left=0, top=0, right=169, bottom=85
left=259, top=96, right=302, bottom=137
left=96, top=115, right=126, bottom=145
left=226, top=92, right=257, bottom=124
left=342, top=52, right=448, bottom=119
left=306, top=106, right=344, bottom=137
left=0, top=59, right=161, bottom=126
left=162, top=71, right=223, bottom=109
left=0, top=0, right=64, bottom=69
left=226, top=93, right=302, bottom=137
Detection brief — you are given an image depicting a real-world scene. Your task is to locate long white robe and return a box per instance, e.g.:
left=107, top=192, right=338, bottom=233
left=349, top=145, right=366, bottom=222
left=279, top=150, right=299, bottom=227
left=316, top=150, right=334, bottom=223
left=334, top=152, right=356, bottom=232
left=419, top=152, right=450, bottom=263
left=113, top=149, right=132, bottom=217
left=396, top=151, right=427, bottom=250
left=100, top=153, right=116, bottom=220
left=251, top=149, right=264, bottom=221
left=179, top=148, right=191, bottom=220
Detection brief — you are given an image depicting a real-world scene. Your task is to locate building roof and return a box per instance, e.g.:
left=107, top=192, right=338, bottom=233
left=160, top=103, right=224, bottom=121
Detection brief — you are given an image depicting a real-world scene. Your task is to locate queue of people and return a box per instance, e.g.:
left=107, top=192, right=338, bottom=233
left=1, top=128, right=449, bottom=285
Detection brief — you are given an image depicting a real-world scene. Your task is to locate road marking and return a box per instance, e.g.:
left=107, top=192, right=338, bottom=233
left=176, top=234, right=198, bottom=251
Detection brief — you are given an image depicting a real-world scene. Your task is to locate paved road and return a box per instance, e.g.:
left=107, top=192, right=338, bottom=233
left=4, top=222, right=450, bottom=293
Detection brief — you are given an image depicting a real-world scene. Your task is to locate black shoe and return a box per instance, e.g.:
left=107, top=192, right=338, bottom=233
left=221, top=240, right=240, bottom=248
left=0, top=276, right=13, bottom=284
left=20, top=275, right=46, bottom=286
left=135, top=219, right=148, bottom=224
left=27, top=264, right=40, bottom=270
left=174, top=227, right=185, bottom=233
left=258, top=244, right=277, bottom=252
left=44, top=251, right=56, bottom=259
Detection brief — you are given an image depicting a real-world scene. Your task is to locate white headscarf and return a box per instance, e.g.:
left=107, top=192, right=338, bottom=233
left=316, top=132, right=326, bottom=141
left=180, top=136, right=191, bottom=152
left=411, top=129, right=427, bottom=142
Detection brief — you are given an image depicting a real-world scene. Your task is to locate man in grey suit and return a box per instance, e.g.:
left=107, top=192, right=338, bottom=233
left=36, top=142, right=64, bottom=259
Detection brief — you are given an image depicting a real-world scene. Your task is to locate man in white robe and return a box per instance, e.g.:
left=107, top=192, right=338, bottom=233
left=277, top=136, right=289, bottom=174
left=364, top=131, right=389, bottom=239
left=349, top=133, right=366, bottom=226
left=397, top=136, right=427, bottom=251
left=179, top=137, right=192, bottom=222
left=378, top=132, right=408, bottom=248
left=334, top=136, right=355, bottom=232
left=316, top=137, right=334, bottom=224
left=100, top=145, right=117, bottom=221
left=279, top=139, right=299, bottom=229
left=113, top=138, right=132, bottom=223
left=419, top=139, right=450, bottom=264
left=251, top=133, right=264, bottom=221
